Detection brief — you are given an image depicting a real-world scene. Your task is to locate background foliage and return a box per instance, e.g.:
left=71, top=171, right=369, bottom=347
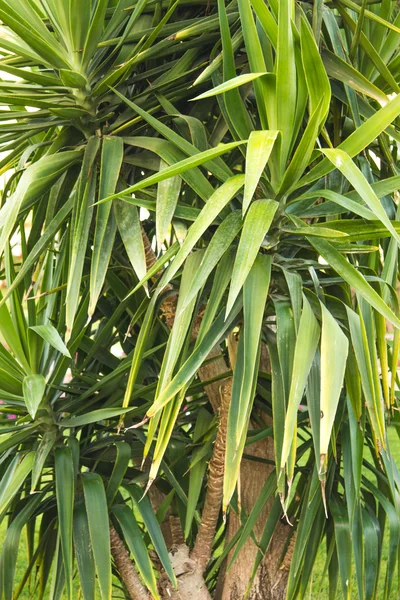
left=0, top=0, right=400, bottom=598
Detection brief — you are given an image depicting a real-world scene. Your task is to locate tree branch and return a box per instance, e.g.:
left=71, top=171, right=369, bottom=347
left=110, top=525, right=151, bottom=600
left=191, top=380, right=232, bottom=571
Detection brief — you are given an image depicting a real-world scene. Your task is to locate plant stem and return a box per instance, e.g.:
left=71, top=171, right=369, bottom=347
left=191, top=380, right=232, bottom=571
left=110, top=526, right=151, bottom=600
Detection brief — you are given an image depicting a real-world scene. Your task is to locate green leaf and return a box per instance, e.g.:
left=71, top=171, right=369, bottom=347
left=224, top=255, right=271, bottom=507
left=121, top=176, right=244, bottom=419
left=0, top=2, right=70, bottom=68
left=0, top=427, right=36, bottom=455
left=195, top=249, right=235, bottom=344
left=300, top=16, right=331, bottom=120
left=55, top=446, right=74, bottom=600
left=237, top=0, right=269, bottom=127
left=59, top=69, right=87, bottom=89
left=279, top=98, right=324, bottom=195
left=236, top=254, right=271, bottom=444
left=112, top=505, right=159, bottom=599
left=82, top=473, right=112, bottom=600
left=106, top=442, right=131, bottom=506
left=192, top=72, right=267, bottom=100
left=117, top=91, right=231, bottom=183
left=59, top=407, right=132, bottom=427
left=335, top=0, right=400, bottom=33
left=276, top=0, right=296, bottom=170
left=66, top=137, right=100, bottom=340
left=123, top=136, right=214, bottom=201
left=242, top=130, right=278, bottom=214
left=22, top=374, right=46, bottom=419
left=346, top=307, right=384, bottom=444
left=31, top=430, right=57, bottom=491
left=114, top=199, right=147, bottom=283
left=250, top=0, right=278, bottom=47
left=148, top=299, right=242, bottom=417
left=89, top=135, right=124, bottom=317
left=215, top=0, right=253, bottom=140
left=362, top=508, right=380, bottom=600
left=159, top=174, right=245, bottom=289
left=288, top=189, right=375, bottom=221
left=147, top=252, right=204, bottom=477
left=178, top=211, right=242, bottom=315
left=283, top=225, right=348, bottom=238
left=266, top=329, right=286, bottom=475
left=131, top=241, right=179, bottom=295
left=156, top=159, right=182, bottom=248
left=125, top=485, right=176, bottom=586
left=29, top=324, right=71, bottom=357
left=280, top=296, right=319, bottom=474
left=98, top=142, right=246, bottom=204
left=375, top=310, right=390, bottom=409
left=319, top=304, right=348, bottom=476
left=322, top=149, right=400, bottom=245
left=330, top=497, right=353, bottom=600
left=226, top=199, right=278, bottom=316
left=300, top=93, right=400, bottom=186
left=308, top=235, right=400, bottom=329
left=322, top=50, right=388, bottom=104
left=0, top=452, right=34, bottom=514
left=0, top=151, right=79, bottom=264
left=81, top=0, right=108, bottom=67
left=73, top=503, right=96, bottom=600
left=312, top=219, right=400, bottom=241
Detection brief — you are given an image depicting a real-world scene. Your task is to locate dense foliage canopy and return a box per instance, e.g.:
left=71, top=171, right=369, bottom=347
left=0, top=0, right=400, bottom=599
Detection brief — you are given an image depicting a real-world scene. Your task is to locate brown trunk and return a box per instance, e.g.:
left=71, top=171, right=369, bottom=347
left=216, top=434, right=291, bottom=600
left=110, top=526, right=152, bottom=600
left=191, top=381, right=232, bottom=571
left=217, top=347, right=291, bottom=600
left=160, top=545, right=212, bottom=600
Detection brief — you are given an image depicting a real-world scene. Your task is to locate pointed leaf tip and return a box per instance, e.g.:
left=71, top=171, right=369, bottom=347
left=243, top=130, right=279, bottom=214
left=23, top=374, right=46, bottom=419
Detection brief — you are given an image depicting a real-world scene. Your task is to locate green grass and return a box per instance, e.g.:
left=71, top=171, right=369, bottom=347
left=309, top=425, right=400, bottom=599
left=2, top=427, right=400, bottom=599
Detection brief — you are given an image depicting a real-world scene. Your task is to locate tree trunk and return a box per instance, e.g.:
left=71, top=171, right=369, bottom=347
left=217, top=348, right=292, bottom=600
left=110, top=526, right=151, bottom=600
left=216, top=436, right=290, bottom=600
left=161, top=545, right=212, bottom=600
left=118, top=232, right=292, bottom=600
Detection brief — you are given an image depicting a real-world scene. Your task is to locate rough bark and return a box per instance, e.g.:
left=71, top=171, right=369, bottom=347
left=217, top=455, right=291, bottom=599
left=110, top=526, right=151, bottom=600
left=216, top=346, right=291, bottom=600
left=197, top=346, right=230, bottom=412
left=191, top=381, right=232, bottom=571
left=161, top=545, right=212, bottom=600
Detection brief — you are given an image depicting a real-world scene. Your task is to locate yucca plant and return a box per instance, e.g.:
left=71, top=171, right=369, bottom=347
left=0, top=0, right=400, bottom=599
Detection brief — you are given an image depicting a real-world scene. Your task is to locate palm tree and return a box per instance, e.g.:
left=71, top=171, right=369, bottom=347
left=0, top=1, right=400, bottom=599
